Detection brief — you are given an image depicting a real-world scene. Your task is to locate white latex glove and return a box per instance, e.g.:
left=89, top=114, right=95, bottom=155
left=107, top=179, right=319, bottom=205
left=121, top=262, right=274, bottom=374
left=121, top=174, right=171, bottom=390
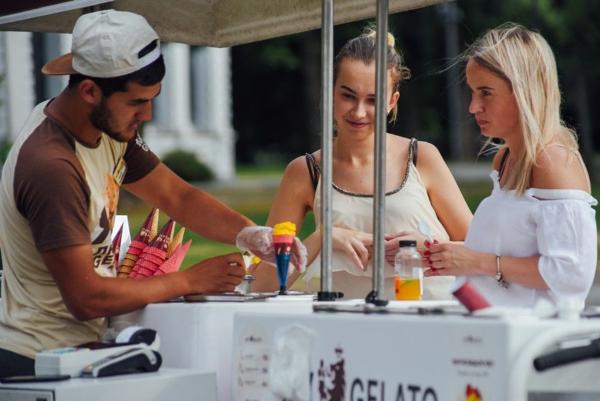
left=235, top=226, right=307, bottom=272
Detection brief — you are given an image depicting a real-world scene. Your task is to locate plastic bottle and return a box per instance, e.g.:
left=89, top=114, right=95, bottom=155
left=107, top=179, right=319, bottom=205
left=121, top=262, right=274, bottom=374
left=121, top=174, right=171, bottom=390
left=394, top=240, right=422, bottom=301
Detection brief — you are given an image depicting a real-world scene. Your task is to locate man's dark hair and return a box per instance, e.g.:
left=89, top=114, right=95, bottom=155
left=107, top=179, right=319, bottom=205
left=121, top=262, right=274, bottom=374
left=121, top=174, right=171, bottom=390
left=68, top=54, right=165, bottom=97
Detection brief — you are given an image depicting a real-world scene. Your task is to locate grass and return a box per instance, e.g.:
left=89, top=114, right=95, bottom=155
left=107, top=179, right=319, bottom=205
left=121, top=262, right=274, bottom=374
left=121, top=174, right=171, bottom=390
left=118, top=175, right=316, bottom=267
left=118, top=170, right=599, bottom=269
left=236, top=163, right=287, bottom=178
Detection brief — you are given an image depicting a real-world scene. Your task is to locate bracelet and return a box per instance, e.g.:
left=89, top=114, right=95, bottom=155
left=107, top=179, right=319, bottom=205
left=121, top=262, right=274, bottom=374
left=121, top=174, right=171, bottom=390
left=495, top=255, right=509, bottom=289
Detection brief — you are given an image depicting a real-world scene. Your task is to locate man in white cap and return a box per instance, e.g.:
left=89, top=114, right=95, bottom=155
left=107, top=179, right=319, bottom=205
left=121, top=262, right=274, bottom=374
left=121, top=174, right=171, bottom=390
left=0, top=10, right=306, bottom=377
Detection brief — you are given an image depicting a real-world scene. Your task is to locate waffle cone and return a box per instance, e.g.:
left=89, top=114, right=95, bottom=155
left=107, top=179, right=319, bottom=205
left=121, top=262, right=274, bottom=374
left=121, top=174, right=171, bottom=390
left=167, top=227, right=185, bottom=258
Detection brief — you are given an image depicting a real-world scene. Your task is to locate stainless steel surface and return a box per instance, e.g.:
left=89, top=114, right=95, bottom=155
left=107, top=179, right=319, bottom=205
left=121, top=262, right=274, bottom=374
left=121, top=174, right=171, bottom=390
left=320, top=0, right=334, bottom=294
left=371, top=0, right=389, bottom=301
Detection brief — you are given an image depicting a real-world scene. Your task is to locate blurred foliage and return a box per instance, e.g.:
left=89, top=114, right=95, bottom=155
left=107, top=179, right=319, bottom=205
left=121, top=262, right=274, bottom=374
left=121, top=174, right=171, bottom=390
left=0, top=140, right=11, bottom=165
left=162, top=149, right=214, bottom=182
left=231, top=0, right=599, bottom=174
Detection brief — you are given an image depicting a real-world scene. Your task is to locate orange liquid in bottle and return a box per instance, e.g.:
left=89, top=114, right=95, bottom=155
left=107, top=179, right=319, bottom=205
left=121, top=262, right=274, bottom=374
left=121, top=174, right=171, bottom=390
left=394, top=276, right=421, bottom=300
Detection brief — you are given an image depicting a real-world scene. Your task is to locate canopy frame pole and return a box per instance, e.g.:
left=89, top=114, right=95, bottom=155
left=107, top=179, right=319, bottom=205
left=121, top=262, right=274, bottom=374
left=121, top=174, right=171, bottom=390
left=366, top=0, right=390, bottom=306
left=317, top=0, right=341, bottom=301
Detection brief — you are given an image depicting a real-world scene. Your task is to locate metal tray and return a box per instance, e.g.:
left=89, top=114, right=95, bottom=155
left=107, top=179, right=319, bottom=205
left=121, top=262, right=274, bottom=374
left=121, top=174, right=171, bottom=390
left=183, top=292, right=275, bottom=302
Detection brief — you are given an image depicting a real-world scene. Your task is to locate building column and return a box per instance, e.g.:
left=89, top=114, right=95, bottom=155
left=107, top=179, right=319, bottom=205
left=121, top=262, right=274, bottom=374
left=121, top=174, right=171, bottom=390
left=2, top=32, right=36, bottom=142
left=153, top=42, right=194, bottom=132
left=190, top=46, right=234, bottom=179
left=42, top=33, right=70, bottom=99
left=145, top=44, right=235, bottom=180
left=192, top=47, right=233, bottom=133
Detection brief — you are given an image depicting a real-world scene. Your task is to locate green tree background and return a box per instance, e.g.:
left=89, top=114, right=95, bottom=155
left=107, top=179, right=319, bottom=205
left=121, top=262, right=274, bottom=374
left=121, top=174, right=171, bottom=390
left=231, top=0, right=599, bottom=179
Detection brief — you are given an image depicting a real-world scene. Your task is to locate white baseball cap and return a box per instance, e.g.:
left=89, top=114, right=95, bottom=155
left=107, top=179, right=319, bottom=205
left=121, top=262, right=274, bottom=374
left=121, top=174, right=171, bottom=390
left=42, top=10, right=161, bottom=78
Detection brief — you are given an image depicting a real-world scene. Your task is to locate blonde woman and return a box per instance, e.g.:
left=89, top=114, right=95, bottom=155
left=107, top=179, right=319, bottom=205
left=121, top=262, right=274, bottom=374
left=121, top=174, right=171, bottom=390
left=426, top=23, right=597, bottom=308
left=252, top=29, right=472, bottom=299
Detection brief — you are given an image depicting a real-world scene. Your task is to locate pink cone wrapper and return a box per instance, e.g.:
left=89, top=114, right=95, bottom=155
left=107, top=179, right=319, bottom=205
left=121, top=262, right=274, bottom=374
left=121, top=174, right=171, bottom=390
left=129, top=220, right=175, bottom=278
left=155, top=240, right=191, bottom=275
left=118, top=209, right=158, bottom=277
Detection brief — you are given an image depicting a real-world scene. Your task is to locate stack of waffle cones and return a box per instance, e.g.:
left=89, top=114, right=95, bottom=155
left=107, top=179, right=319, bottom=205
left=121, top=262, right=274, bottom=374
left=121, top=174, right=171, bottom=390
left=117, top=208, right=190, bottom=278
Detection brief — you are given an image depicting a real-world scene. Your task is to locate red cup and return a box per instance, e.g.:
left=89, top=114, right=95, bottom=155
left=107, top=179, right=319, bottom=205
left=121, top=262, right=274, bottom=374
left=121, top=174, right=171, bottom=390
left=452, top=281, right=491, bottom=312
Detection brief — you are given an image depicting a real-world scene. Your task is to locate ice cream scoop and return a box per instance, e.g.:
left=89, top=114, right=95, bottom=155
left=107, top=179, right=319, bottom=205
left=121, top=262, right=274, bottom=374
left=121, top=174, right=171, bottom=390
left=273, top=221, right=296, bottom=295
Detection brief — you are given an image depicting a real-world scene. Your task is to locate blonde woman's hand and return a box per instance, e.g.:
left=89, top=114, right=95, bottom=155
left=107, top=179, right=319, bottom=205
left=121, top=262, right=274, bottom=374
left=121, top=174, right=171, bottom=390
left=423, top=241, right=487, bottom=277
left=384, top=230, right=434, bottom=265
left=331, top=227, right=373, bottom=271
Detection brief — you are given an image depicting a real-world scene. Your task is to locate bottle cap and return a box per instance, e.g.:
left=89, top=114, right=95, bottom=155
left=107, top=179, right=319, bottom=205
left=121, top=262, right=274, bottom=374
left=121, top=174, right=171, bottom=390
left=399, top=240, right=417, bottom=248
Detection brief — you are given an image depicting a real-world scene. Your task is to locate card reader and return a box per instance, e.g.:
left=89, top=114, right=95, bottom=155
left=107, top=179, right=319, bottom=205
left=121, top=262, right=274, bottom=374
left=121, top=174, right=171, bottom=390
left=80, top=347, right=162, bottom=378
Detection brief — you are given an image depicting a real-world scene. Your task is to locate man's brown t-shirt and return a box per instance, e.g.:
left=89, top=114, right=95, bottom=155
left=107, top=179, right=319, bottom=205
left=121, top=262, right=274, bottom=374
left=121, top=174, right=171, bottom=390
left=0, top=100, right=159, bottom=358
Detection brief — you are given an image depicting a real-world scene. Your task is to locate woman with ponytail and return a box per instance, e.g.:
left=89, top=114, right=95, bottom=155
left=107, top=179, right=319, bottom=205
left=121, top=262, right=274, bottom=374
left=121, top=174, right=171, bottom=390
left=253, top=28, right=472, bottom=300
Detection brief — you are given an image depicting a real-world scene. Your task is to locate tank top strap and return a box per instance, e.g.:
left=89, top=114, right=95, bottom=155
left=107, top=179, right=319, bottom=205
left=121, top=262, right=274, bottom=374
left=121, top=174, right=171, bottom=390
left=305, top=153, right=321, bottom=191
left=409, top=137, right=418, bottom=166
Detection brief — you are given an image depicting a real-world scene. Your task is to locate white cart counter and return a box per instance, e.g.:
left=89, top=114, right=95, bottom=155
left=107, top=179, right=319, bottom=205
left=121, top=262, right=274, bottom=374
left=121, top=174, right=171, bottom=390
left=129, top=297, right=314, bottom=401
left=231, top=308, right=600, bottom=401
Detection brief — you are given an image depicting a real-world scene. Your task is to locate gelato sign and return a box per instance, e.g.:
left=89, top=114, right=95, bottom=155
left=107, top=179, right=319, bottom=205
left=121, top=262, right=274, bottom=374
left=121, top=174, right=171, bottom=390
left=315, top=347, right=439, bottom=401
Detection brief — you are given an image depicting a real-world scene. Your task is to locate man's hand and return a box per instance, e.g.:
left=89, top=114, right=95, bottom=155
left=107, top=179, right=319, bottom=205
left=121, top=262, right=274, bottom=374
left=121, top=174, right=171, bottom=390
left=184, top=252, right=245, bottom=293
left=235, top=226, right=307, bottom=272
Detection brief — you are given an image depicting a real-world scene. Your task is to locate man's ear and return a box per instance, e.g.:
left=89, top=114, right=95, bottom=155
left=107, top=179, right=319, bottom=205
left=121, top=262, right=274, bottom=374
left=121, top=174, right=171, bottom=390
left=77, top=79, right=103, bottom=106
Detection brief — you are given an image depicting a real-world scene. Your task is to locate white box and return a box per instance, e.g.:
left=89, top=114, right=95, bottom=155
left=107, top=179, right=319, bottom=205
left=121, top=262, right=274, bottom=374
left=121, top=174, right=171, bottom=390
left=35, top=344, right=143, bottom=376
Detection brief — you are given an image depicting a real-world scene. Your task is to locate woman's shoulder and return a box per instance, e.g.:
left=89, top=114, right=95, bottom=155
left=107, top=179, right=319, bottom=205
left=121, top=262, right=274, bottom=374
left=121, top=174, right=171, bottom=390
left=388, top=135, right=440, bottom=159
left=282, top=151, right=323, bottom=189
left=409, top=139, right=443, bottom=166
left=286, top=152, right=317, bottom=175
left=531, top=144, right=590, bottom=192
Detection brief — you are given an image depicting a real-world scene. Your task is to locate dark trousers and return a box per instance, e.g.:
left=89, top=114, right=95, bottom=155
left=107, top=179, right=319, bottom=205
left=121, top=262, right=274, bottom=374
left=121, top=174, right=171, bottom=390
left=0, top=347, right=34, bottom=378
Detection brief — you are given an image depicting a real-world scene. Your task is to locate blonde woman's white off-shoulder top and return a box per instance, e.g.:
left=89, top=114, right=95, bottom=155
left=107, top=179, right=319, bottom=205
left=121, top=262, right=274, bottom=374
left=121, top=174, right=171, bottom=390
left=293, top=145, right=453, bottom=300
left=456, top=170, right=598, bottom=308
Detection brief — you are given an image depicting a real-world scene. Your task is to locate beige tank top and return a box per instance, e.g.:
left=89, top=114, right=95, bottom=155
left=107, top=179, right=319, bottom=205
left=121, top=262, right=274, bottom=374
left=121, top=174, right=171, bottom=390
left=292, top=139, right=453, bottom=300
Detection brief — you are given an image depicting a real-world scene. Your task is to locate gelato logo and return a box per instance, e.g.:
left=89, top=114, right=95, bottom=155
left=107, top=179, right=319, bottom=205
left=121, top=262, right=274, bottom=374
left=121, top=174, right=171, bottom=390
left=315, top=347, right=438, bottom=401
left=318, top=347, right=346, bottom=401
left=464, top=384, right=482, bottom=401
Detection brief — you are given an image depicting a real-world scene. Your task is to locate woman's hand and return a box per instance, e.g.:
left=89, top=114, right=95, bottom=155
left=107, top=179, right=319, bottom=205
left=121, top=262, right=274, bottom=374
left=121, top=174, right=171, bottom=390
left=423, top=241, right=491, bottom=277
left=331, top=227, right=373, bottom=271
left=384, top=230, right=431, bottom=265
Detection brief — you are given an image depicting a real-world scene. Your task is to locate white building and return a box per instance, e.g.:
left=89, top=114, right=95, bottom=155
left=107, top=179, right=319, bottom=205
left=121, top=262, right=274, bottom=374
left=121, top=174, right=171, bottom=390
left=0, top=31, right=235, bottom=180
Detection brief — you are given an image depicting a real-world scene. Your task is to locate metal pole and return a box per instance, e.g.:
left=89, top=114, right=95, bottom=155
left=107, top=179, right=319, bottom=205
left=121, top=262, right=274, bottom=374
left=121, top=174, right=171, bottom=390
left=440, top=1, right=463, bottom=160
left=368, top=0, right=389, bottom=305
left=318, top=0, right=336, bottom=300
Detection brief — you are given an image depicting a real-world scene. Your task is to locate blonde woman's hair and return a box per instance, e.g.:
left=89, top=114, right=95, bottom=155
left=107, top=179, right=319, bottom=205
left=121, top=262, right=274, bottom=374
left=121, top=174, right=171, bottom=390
left=466, top=22, right=578, bottom=194
left=334, top=27, right=411, bottom=122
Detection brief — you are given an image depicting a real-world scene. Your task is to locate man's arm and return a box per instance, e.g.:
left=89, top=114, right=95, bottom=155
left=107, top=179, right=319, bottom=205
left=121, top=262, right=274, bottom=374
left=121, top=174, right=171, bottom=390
left=124, top=163, right=254, bottom=244
left=42, top=244, right=245, bottom=320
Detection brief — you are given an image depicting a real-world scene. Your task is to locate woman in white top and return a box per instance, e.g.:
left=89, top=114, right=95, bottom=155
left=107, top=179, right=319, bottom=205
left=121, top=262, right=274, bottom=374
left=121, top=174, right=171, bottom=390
left=251, top=29, right=472, bottom=299
left=426, top=23, right=597, bottom=308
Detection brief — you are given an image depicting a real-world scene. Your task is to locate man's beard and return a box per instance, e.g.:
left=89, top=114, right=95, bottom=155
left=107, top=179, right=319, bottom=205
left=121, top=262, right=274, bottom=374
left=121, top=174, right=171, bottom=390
left=89, top=97, right=130, bottom=143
